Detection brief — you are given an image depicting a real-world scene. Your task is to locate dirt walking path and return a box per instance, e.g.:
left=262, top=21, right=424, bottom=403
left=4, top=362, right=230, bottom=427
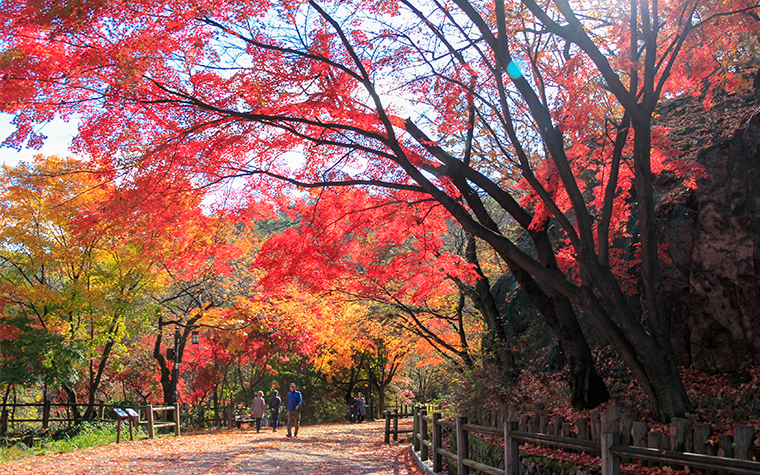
left=0, top=420, right=422, bottom=475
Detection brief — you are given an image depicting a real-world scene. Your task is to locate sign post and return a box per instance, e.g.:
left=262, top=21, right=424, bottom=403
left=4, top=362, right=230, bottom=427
left=125, top=408, right=140, bottom=441
left=113, top=408, right=129, bottom=443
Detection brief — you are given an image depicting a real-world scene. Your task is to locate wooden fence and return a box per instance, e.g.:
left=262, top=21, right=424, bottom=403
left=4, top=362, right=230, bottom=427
left=0, top=401, right=124, bottom=432
left=0, top=402, right=180, bottom=440
left=142, top=404, right=180, bottom=439
left=404, top=405, right=760, bottom=475
left=384, top=408, right=415, bottom=443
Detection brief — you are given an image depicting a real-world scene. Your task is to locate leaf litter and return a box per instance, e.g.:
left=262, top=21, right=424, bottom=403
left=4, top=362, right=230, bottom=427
left=0, top=420, right=423, bottom=475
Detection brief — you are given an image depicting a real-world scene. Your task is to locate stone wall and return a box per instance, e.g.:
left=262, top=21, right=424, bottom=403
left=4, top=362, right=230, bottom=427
left=660, top=113, right=760, bottom=372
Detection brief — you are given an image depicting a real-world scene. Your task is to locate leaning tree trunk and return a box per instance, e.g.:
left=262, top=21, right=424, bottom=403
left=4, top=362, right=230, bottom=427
left=462, top=235, right=518, bottom=383
left=631, top=114, right=693, bottom=419
left=530, top=225, right=610, bottom=409
left=152, top=319, right=174, bottom=406
left=62, top=383, right=82, bottom=422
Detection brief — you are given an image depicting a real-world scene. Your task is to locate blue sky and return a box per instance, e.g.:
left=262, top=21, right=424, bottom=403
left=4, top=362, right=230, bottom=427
left=0, top=114, right=80, bottom=166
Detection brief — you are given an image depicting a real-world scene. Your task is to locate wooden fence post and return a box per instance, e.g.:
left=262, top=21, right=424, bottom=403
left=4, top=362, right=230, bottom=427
left=734, top=425, right=756, bottom=460
left=393, top=410, right=399, bottom=442
left=384, top=410, right=391, bottom=444
left=693, top=423, right=712, bottom=455
left=413, top=406, right=420, bottom=451
left=432, top=413, right=442, bottom=472
left=718, top=435, right=734, bottom=458
left=591, top=412, right=601, bottom=441
left=601, top=432, right=621, bottom=475
left=620, top=413, right=636, bottom=446
left=174, top=403, right=181, bottom=436
left=576, top=417, right=590, bottom=441
left=146, top=404, right=155, bottom=439
left=505, top=421, right=520, bottom=475
left=420, top=408, right=428, bottom=461
left=226, top=404, right=234, bottom=429
left=456, top=416, right=469, bottom=475
left=670, top=417, right=692, bottom=452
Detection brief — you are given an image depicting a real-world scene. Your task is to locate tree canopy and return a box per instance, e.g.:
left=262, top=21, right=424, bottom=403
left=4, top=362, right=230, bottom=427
left=2, top=0, right=759, bottom=419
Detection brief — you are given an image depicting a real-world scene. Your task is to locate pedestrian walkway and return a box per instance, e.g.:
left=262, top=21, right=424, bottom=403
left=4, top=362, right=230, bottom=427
left=0, top=420, right=419, bottom=475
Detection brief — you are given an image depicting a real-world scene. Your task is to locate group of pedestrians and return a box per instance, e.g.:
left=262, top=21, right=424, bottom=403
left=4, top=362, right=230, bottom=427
left=249, top=385, right=369, bottom=437
left=250, top=383, right=303, bottom=438
left=348, top=392, right=366, bottom=423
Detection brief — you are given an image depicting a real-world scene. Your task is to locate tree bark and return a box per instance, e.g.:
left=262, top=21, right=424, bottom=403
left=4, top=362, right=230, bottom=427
left=461, top=235, right=518, bottom=383
left=62, top=383, right=81, bottom=422
left=152, top=319, right=174, bottom=406
left=530, top=226, right=610, bottom=410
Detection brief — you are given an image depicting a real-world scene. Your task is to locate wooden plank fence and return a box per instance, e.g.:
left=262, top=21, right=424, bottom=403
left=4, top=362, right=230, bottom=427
left=384, top=408, right=415, bottom=443
left=400, top=404, right=760, bottom=475
left=142, top=404, right=181, bottom=439
left=1, top=401, right=126, bottom=432
left=0, top=402, right=180, bottom=440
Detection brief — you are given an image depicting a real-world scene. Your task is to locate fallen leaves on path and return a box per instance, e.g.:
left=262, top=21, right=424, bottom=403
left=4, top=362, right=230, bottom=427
left=0, top=420, right=424, bottom=475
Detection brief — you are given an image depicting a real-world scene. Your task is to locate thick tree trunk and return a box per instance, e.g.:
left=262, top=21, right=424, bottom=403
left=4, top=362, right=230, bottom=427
left=62, top=383, right=81, bottom=422
left=462, top=235, right=518, bottom=383
left=84, top=339, right=115, bottom=420
left=530, top=226, right=610, bottom=409
left=576, top=279, right=693, bottom=420
left=633, top=332, right=693, bottom=420
left=631, top=114, right=692, bottom=419
left=152, top=320, right=173, bottom=406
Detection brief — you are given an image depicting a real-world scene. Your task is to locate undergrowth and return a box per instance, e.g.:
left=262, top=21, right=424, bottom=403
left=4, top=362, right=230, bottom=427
left=0, top=420, right=149, bottom=463
left=448, top=342, right=760, bottom=436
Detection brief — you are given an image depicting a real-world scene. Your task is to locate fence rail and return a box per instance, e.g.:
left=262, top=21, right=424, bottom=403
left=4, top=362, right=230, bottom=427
left=141, top=404, right=180, bottom=439
left=401, top=406, right=760, bottom=475
left=0, top=402, right=181, bottom=441
left=1, top=401, right=129, bottom=433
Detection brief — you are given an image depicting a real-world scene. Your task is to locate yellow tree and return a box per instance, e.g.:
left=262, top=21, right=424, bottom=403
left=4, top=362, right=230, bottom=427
left=266, top=288, right=416, bottom=417
left=0, top=155, right=157, bottom=418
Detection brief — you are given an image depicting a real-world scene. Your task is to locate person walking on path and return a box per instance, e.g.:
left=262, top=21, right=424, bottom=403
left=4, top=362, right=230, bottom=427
left=348, top=393, right=358, bottom=423
left=356, top=392, right=366, bottom=423
left=285, top=383, right=302, bottom=438
left=268, top=389, right=282, bottom=432
left=251, top=390, right=266, bottom=433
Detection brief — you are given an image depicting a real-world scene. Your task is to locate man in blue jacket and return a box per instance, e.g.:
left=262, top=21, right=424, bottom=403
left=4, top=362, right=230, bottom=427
left=285, top=382, right=303, bottom=438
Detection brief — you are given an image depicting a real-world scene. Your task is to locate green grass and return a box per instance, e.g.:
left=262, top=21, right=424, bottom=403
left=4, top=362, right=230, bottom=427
left=0, top=421, right=149, bottom=463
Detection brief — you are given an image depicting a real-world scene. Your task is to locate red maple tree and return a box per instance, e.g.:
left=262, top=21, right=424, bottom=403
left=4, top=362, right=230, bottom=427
left=1, top=0, right=758, bottom=419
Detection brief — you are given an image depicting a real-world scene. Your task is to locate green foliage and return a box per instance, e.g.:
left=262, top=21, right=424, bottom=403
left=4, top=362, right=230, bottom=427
left=0, top=314, right=83, bottom=389
left=0, top=421, right=148, bottom=463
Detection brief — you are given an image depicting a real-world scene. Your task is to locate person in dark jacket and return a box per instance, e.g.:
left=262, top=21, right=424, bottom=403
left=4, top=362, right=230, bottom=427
left=285, top=383, right=303, bottom=438
left=348, top=393, right=358, bottom=423
left=356, top=392, right=366, bottom=423
left=268, top=390, right=282, bottom=432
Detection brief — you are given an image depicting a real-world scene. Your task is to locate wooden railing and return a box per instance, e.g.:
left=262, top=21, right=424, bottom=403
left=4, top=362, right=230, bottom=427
left=407, top=406, right=760, bottom=475
left=0, top=402, right=181, bottom=440
left=141, top=404, right=180, bottom=439
left=1, top=401, right=126, bottom=432
left=383, top=408, right=415, bottom=443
